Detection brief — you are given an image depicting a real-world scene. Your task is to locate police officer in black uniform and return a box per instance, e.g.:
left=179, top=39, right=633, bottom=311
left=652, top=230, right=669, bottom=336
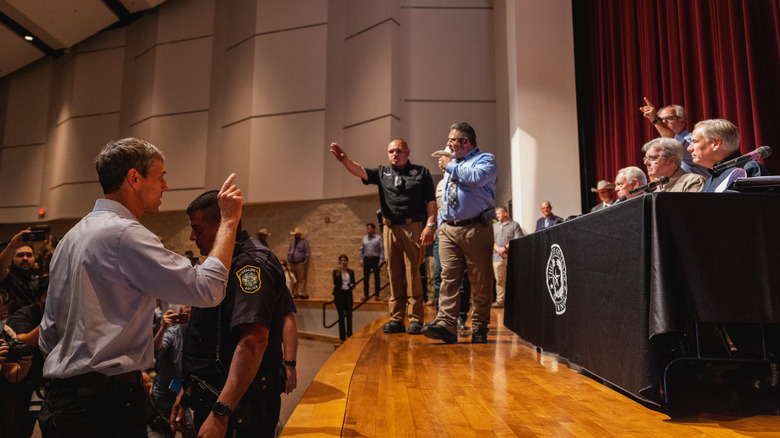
left=172, top=190, right=291, bottom=438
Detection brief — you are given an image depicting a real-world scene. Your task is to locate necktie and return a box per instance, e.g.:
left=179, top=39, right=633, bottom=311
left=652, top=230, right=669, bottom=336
left=446, top=177, right=458, bottom=210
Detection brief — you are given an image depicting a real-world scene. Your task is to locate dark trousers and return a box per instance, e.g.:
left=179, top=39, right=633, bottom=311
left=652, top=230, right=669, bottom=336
left=0, top=379, right=37, bottom=438
left=334, top=290, right=354, bottom=341
left=362, top=256, right=381, bottom=298
left=192, top=380, right=281, bottom=438
left=39, top=378, right=146, bottom=438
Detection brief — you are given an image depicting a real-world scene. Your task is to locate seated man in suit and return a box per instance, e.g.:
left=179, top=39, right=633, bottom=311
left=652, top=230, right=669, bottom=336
left=642, top=137, right=706, bottom=192
left=590, top=180, right=616, bottom=212
left=535, top=201, right=563, bottom=231
left=687, top=118, right=770, bottom=193
left=614, top=166, right=647, bottom=202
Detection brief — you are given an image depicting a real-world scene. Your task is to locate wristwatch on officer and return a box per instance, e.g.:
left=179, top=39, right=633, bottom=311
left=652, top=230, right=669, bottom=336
left=212, top=401, right=232, bottom=417
left=284, top=360, right=297, bottom=367
left=426, top=222, right=436, bottom=229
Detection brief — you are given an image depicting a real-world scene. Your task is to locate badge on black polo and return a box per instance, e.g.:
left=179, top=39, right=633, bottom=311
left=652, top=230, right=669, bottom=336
left=236, top=265, right=262, bottom=293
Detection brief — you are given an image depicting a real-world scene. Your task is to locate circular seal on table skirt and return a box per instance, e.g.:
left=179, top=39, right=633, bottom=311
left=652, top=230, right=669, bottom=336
left=545, top=244, right=568, bottom=315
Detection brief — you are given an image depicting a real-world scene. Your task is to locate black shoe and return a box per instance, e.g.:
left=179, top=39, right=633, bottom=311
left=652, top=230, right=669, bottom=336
left=421, top=324, right=457, bottom=344
left=457, top=317, right=470, bottom=331
left=422, top=319, right=438, bottom=329
left=472, top=328, right=488, bottom=344
left=408, top=321, right=423, bottom=335
left=383, top=320, right=405, bottom=334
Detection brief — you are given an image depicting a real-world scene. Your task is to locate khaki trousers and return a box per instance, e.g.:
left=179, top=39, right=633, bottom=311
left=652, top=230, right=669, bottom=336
left=383, top=222, right=424, bottom=323
left=492, top=260, right=508, bottom=304
left=289, top=262, right=307, bottom=296
left=436, top=221, right=494, bottom=332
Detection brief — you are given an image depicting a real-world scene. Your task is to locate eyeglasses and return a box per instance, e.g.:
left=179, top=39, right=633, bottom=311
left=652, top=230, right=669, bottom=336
left=447, top=137, right=465, bottom=144
left=660, top=116, right=678, bottom=122
left=643, top=155, right=662, bottom=163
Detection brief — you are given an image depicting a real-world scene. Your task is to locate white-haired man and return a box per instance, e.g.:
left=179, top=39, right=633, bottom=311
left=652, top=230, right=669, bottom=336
left=688, top=119, right=770, bottom=193
left=615, top=166, right=647, bottom=201
left=642, top=137, right=705, bottom=192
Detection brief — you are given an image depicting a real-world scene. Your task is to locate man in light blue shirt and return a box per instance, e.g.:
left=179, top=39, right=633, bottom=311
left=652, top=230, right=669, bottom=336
left=422, top=122, right=497, bottom=344
left=640, top=99, right=709, bottom=177
left=38, top=138, right=243, bottom=437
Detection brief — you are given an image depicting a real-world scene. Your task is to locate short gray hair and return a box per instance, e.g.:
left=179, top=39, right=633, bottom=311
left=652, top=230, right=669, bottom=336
left=694, top=119, right=740, bottom=154
left=619, top=166, right=647, bottom=186
left=642, top=138, right=683, bottom=167
left=660, top=105, right=687, bottom=120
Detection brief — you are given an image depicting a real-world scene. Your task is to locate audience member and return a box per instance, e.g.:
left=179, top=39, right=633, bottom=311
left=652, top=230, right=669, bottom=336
left=330, top=139, right=436, bottom=335
left=286, top=227, right=310, bottom=299
left=688, top=119, right=770, bottom=192
left=332, top=255, right=355, bottom=341
left=535, top=201, right=563, bottom=231
left=173, top=190, right=287, bottom=438
left=183, top=250, right=199, bottom=266
left=1, top=281, right=45, bottom=438
left=614, top=166, right=647, bottom=201
left=0, top=230, right=42, bottom=315
left=281, top=261, right=296, bottom=294
left=359, top=223, right=384, bottom=301
left=642, top=137, right=705, bottom=192
left=492, top=206, right=523, bottom=308
left=38, top=138, right=242, bottom=437
left=0, top=289, right=35, bottom=436
left=590, top=181, right=616, bottom=212
left=151, top=306, right=192, bottom=438
left=422, top=122, right=497, bottom=344
left=640, top=98, right=708, bottom=176
left=256, top=228, right=270, bottom=247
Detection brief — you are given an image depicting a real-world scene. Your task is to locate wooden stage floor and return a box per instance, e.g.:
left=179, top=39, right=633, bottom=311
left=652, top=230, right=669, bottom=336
left=282, top=307, right=780, bottom=437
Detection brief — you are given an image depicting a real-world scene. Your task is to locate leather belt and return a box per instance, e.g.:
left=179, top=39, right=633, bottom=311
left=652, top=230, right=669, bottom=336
left=60, top=370, right=142, bottom=385
left=445, top=216, right=482, bottom=227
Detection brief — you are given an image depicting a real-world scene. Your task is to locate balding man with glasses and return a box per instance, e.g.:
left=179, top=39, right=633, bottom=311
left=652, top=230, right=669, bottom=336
left=330, top=139, right=437, bottom=336
left=639, top=98, right=709, bottom=177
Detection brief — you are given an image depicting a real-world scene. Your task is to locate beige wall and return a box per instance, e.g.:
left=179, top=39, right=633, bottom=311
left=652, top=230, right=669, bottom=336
left=0, top=0, right=581, bottom=293
left=0, top=193, right=387, bottom=300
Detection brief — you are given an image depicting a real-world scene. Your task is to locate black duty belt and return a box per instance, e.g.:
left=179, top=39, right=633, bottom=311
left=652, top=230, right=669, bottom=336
left=383, top=216, right=424, bottom=227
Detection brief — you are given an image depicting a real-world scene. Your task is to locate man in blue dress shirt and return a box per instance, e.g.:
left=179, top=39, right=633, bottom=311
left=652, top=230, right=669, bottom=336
left=688, top=119, right=770, bottom=192
left=421, top=122, right=497, bottom=344
left=640, top=98, right=709, bottom=177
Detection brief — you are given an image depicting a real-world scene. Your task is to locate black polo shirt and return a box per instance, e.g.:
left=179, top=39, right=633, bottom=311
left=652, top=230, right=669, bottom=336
left=363, top=162, right=435, bottom=223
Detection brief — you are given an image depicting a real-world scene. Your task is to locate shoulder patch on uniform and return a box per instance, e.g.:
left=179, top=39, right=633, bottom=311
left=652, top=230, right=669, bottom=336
left=236, top=265, right=262, bottom=294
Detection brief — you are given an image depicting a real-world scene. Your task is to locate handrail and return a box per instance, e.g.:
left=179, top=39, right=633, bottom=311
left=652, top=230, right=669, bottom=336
left=322, top=262, right=387, bottom=329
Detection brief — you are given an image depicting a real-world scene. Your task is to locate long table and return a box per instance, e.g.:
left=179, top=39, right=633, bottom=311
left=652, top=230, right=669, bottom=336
left=504, top=193, right=780, bottom=406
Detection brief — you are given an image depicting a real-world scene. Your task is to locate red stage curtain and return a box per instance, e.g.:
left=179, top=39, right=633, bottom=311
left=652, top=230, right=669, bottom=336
left=573, top=0, right=780, bottom=204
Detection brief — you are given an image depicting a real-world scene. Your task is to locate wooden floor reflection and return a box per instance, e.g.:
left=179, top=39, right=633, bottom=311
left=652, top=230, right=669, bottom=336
left=282, top=308, right=780, bottom=437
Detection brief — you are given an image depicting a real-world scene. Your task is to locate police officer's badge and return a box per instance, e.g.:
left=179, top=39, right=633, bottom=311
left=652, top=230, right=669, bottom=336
left=237, top=265, right=262, bottom=293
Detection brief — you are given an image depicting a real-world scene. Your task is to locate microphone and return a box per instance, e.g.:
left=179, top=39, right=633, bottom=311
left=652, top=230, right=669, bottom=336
left=713, top=146, right=772, bottom=173
left=628, top=176, right=670, bottom=195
